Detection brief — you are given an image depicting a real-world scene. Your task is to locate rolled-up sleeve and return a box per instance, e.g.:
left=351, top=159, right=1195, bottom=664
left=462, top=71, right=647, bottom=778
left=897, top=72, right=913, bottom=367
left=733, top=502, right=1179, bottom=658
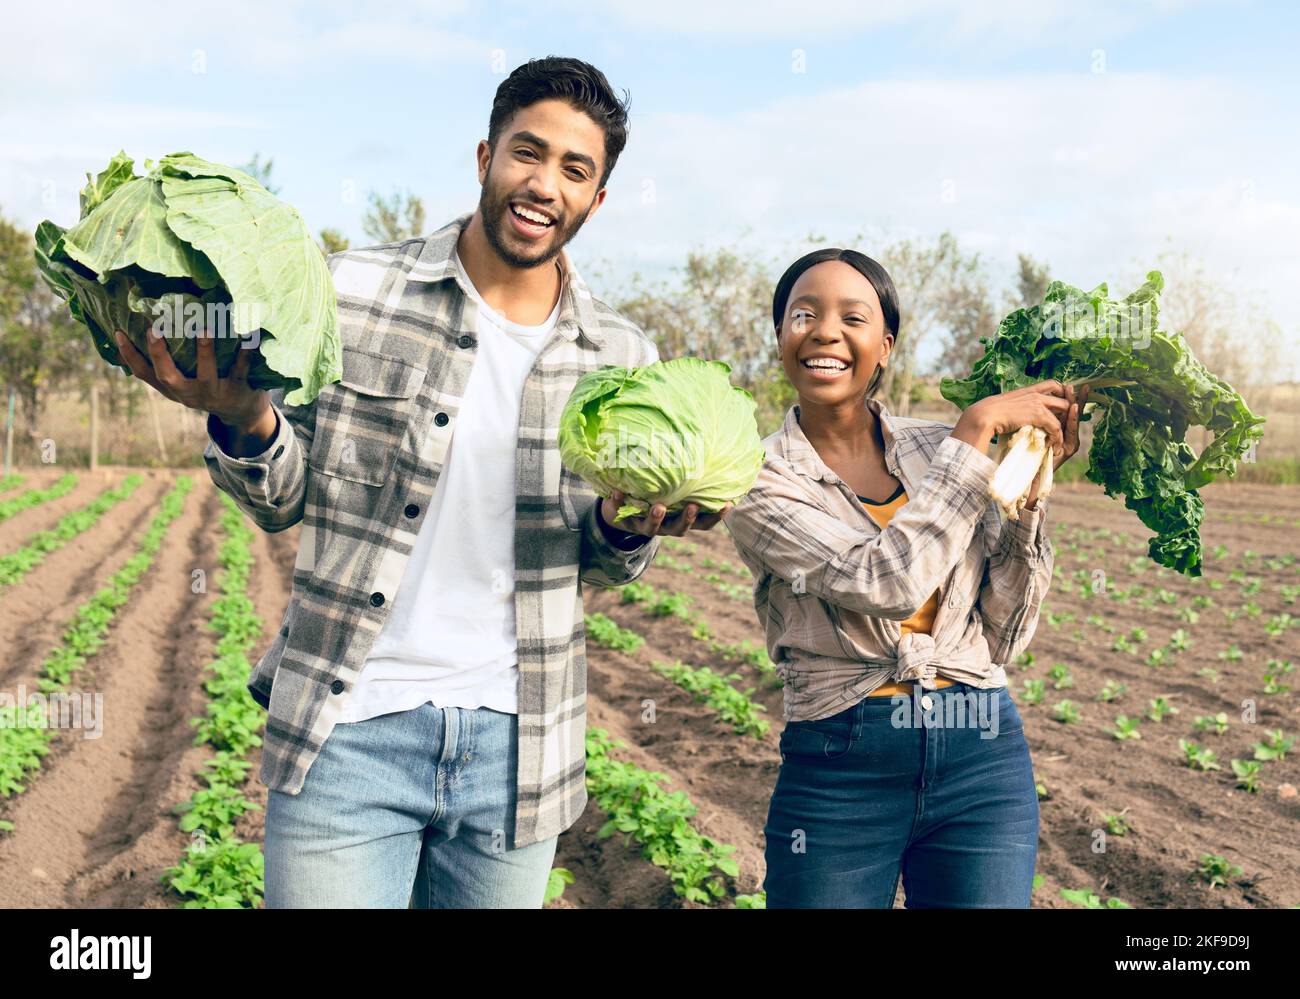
left=578, top=501, right=660, bottom=587
left=726, top=435, right=998, bottom=620
left=976, top=496, right=1055, bottom=664
left=202, top=386, right=315, bottom=533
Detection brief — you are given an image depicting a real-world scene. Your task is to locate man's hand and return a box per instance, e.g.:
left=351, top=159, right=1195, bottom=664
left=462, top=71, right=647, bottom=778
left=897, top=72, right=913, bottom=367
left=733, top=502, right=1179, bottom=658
left=600, top=489, right=732, bottom=538
left=114, top=326, right=269, bottom=429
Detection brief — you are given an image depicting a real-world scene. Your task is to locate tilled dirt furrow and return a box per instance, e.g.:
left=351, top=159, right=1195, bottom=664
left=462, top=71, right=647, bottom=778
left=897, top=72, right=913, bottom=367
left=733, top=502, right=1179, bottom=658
left=0, top=474, right=216, bottom=907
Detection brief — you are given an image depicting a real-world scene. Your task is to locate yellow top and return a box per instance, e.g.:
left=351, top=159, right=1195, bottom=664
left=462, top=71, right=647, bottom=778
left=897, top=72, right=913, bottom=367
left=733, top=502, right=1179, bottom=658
left=859, top=487, right=953, bottom=697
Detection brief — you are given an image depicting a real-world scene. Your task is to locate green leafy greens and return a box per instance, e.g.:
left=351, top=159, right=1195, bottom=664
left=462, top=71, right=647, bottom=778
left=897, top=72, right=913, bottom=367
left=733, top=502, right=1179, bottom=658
left=940, top=270, right=1265, bottom=576
left=34, top=150, right=341, bottom=406
left=559, top=357, right=765, bottom=522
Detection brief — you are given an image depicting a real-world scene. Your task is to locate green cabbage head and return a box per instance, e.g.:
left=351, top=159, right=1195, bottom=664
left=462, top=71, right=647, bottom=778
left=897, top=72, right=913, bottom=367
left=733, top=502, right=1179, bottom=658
left=559, top=356, right=766, bottom=522
left=34, top=150, right=341, bottom=406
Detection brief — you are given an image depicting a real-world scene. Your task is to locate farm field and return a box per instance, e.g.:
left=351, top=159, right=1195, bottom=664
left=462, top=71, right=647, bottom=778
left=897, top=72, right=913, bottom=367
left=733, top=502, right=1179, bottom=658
left=0, top=465, right=1295, bottom=909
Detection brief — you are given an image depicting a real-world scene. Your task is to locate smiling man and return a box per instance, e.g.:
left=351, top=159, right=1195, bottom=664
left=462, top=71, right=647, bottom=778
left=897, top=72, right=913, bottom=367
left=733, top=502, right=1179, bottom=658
left=114, top=56, right=728, bottom=908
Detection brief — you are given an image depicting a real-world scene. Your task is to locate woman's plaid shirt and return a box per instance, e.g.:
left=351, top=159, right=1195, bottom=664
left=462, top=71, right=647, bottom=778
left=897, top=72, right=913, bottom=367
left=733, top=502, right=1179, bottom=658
left=725, top=397, right=1054, bottom=722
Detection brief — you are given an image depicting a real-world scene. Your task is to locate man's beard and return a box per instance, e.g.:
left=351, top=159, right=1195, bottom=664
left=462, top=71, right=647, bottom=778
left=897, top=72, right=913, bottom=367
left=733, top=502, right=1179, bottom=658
left=479, top=168, right=591, bottom=270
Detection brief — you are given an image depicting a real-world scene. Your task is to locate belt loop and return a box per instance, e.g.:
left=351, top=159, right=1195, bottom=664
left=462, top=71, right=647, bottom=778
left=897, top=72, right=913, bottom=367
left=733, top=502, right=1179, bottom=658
left=440, top=706, right=460, bottom=764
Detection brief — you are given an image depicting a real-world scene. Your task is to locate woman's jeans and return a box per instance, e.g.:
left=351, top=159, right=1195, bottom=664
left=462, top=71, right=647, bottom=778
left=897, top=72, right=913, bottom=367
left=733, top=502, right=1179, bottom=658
left=263, top=702, right=558, bottom=908
left=763, top=682, right=1039, bottom=908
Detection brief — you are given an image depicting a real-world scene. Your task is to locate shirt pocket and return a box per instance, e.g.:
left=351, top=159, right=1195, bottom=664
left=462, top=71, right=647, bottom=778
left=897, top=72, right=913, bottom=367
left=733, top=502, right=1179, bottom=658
left=308, top=345, right=426, bottom=487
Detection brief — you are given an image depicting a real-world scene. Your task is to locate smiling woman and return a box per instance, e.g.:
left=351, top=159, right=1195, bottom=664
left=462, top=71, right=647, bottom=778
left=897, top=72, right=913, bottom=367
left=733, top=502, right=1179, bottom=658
left=775, top=249, right=901, bottom=403
left=725, top=246, right=1082, bottom=910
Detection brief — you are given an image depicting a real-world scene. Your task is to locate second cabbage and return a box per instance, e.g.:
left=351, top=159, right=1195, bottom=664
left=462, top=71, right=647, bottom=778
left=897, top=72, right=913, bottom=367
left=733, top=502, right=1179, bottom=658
left=558, top=357, right=765, bottom=522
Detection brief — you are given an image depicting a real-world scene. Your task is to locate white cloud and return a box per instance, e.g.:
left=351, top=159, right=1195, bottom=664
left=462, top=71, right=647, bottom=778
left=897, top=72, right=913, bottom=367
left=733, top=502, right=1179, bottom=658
left=0, top=104, right=278, bottom=226
left=0, top=1, right=490, bottom=226
left=575, top=70, right=1299, bottom=371
left=0, top=0, right=485, bottom=99
left=550, top=0, right=1200, bottom=46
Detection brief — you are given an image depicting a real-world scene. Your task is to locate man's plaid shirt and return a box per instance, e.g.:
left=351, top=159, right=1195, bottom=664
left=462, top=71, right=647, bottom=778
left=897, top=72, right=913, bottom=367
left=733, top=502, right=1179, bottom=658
left=203, top=211, right=660, bottom=848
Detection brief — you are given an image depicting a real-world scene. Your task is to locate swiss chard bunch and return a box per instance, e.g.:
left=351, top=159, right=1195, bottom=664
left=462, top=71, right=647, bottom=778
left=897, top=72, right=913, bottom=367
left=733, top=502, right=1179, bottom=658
left=941, top=271, right=1264, bottom=576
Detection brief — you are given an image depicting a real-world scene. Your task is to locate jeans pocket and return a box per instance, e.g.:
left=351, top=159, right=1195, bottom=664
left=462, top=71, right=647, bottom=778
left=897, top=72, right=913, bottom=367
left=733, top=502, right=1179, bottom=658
left=988, top=686, right=1023, bottom=734
left=779, top=707, right=856, bottom=762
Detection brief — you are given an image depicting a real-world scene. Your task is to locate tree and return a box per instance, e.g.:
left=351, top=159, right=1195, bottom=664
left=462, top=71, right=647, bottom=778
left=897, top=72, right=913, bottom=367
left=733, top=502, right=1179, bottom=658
left=0, top=211, right=88, bottom=425
left=1153, top=249, right=1273, bottom=392
left=876, top=232, right=992, bottom=413
left=318, top=227, right=350, bottom=255
left=935, top=281, right=999, bottom=382
left=1014, top=253, right=1051, bottom=309
left=362, top=190, right=426, bottom=243
left=932, top=252, right=1048, bottom=386
left=0, top=210, right=30, bottom=335
left=241, top=152, right=279, bottom=194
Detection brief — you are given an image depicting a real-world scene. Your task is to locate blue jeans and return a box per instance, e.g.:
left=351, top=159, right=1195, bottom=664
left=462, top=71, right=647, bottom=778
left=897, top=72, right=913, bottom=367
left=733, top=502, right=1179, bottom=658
left=763, top=682, right=1039, bottom=908
left=263, top=703, right=558, bottom=908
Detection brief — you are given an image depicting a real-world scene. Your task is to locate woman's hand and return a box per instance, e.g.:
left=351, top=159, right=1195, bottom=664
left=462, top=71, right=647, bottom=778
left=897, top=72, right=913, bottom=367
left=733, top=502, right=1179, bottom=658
left=1022, top=382, right=1088, bottom=509
left=953, top=380, right=1071, bottom=457
left=1050, top=382, right=1088, bottom=473
left=599, top=489, right=732, bottom=538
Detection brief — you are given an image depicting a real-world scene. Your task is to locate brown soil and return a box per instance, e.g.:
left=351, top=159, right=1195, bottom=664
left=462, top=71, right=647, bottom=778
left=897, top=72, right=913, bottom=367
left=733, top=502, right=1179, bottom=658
left=0, top=469, right=292, bottom=907
left=558, top=480, right=1300, bottom=909
left=0, top=469, right=1294, bottom=908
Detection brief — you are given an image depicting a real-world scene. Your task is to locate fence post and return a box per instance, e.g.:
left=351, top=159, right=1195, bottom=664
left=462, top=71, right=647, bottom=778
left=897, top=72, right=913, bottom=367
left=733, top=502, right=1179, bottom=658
left=147, top=389, right=168, bottom=466
left=90, top=383, right=99, bottom=472
left=4, top=387, right=13, bottom=477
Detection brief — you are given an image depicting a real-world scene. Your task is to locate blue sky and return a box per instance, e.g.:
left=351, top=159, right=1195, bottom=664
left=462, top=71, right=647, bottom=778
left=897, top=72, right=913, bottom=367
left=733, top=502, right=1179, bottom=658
left=3, top=0, right=1297, bottom=377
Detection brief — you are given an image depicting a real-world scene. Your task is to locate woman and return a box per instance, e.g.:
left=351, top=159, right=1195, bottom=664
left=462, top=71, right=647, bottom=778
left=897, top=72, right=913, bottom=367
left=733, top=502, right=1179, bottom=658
left=724, top=248, right=1087, bottom=908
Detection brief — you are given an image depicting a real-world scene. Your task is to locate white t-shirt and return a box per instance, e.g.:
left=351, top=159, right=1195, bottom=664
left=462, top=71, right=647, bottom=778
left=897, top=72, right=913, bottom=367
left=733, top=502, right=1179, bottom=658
left=337, top=248, right=562, bottom=724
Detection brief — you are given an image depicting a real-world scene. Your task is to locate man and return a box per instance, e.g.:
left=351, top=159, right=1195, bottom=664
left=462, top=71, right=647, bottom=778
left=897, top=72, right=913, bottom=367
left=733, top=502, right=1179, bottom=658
left=113, top=56, right=727, bottom=908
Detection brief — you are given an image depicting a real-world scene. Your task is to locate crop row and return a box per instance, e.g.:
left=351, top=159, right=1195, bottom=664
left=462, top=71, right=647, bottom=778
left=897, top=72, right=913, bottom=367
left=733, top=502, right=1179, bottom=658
left=0, top=473, right=76, bottom=524
left=0, top=475, right=192, bottom=824
left=584, top=726, right=741, bottom=905
left=163, top=494, right=266, bottom=908
left=0, top=474, right=143, bottom=588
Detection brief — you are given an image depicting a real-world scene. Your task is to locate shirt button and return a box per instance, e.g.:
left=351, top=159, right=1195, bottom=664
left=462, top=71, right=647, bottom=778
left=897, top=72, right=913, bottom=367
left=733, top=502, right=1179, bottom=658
left=272, top=444, right=284, bottom=460
left=370, top=591, right=385, bottom=607
left=330, top=679, right=345, bottom=695
left=434, top=412, right=449, bottom=427
left=921, top=694, right=934, bottom=710
left=457, top=335, right=474, bottom=349
left=404, top=503, right=420, bottom=519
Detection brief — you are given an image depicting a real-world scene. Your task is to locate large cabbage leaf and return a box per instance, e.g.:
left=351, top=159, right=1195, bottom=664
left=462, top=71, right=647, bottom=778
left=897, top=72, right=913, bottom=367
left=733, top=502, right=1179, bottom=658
left=940, top=270, right=1265, bottom=575
left=559, top=357, right=765, bottom=522
left=34, top=150, right=341, bottom=406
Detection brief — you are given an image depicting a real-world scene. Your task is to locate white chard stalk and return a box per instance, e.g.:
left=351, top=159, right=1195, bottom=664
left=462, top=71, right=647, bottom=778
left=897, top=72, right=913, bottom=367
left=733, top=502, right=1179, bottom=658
left=989, top=426, right=1054, bottom=520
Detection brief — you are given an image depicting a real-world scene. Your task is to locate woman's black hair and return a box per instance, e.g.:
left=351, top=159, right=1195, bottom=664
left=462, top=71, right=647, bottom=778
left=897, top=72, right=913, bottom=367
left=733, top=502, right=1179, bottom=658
left=771, top=248, right=901, bottom=397
left=488, top=56, right=631, bottom=191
